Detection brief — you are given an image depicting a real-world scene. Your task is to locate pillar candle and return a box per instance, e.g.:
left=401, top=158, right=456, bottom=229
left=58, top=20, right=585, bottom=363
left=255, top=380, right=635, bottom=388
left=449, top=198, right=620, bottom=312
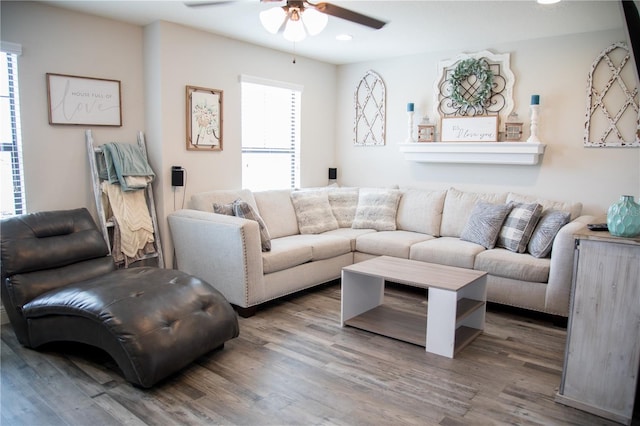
left=407, top=103, right=414, bottom=112
left=531, top=95, right=540, bottom=105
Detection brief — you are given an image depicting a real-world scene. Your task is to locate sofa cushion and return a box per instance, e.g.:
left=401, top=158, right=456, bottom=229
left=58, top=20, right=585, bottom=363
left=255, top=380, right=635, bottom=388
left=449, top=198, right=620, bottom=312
left=254, top=190, right=299, bottom=239
left=327, top=187, right=359, bottom=228
left=474, top=249, right=550, bottom=283
left=441, top=188, right=507, bottom=237
left=290, top=190, right=339, bottom=234
left=191, top=189, right=258, bottom=213
left=262, top=237, right=313, bottom=274
left=232, top=200, right=272, bottom=252
left=497, top=202, right=543, bottom=253
left=355, top=230, right=435, bottom=259
left=460, top=201, right=512, bottom=249
left=527, top=209, right=571, bottom=258
left=506, top=192, right=582, bottom=220
left=322, top=227, right=376, bottom=251
left=409, top=237, right=485, bottom=269
left=286, top=234, right=352, bottom=261
left=396, top=189, right=447, bottom=236
left=352, top=188, right=402, bottom=231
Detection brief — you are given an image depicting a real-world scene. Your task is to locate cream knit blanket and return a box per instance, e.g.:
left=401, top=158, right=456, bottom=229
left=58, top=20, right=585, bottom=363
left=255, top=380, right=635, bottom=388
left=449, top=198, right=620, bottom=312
left=102, top=182, right=154, bottom=258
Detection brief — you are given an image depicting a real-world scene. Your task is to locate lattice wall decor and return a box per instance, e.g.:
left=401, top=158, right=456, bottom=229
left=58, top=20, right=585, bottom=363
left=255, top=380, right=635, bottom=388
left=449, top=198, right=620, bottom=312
left=354, top=70, right=386, bottom=146
left=584, top=42, right=640, bottom=147
left=433, top=50, right=515, bottom=123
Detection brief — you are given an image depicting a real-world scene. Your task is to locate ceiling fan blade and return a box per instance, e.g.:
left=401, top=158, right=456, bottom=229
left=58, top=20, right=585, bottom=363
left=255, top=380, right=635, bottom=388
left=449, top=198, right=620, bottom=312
left=313, top=2, right=386, bottom=30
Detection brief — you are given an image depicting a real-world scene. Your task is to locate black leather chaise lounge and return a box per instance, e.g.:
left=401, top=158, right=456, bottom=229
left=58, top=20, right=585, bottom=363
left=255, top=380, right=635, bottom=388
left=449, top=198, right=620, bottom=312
left=0, top=208, right=239, bottom=388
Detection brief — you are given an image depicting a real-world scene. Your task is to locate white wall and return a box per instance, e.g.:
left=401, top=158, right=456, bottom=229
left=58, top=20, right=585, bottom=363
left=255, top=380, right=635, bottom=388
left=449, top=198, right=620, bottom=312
left=1, top=2, right=336, bottom=267
left=1, top=1, right=146, bottom=215
left=145, top=21, right=337, bottom=265
left=336, top=29, right=640, bottom=216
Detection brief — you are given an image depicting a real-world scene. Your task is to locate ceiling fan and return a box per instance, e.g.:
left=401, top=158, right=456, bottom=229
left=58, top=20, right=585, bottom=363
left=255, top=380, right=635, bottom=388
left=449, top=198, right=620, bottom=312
left=185, top=0, right=387, bottom=42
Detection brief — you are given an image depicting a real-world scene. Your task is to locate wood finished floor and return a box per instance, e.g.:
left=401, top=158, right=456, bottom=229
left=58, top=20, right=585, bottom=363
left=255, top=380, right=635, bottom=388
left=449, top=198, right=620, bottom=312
left=1, top=282, right=636, bottom=426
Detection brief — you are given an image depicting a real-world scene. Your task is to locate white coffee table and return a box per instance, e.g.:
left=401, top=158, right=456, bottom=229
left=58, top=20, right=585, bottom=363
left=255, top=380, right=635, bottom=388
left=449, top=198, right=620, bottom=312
left=341, top=256, right=487, bottom=358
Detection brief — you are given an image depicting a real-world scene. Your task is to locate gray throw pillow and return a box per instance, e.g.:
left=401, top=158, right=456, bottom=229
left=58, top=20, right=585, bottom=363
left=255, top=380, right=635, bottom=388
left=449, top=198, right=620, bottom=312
left=213, top=202, right=234, bottom=216
left=460, top=201, right=513, bottom=249
left=527, top=209, right=571, bottom=258
left=231, top=199, right=272, bottom=252
left=497, top=202, right=543, bottom=253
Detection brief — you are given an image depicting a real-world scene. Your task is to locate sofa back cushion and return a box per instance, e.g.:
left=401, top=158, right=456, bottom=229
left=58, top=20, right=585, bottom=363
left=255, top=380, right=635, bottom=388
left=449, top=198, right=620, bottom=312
left=254, top=189, right=299, bottom=238
left=190, top=189, right=258, bottom=213
left=506, top=192, right=582, bottom=220
left=441, top=188, right=507, bottom=238
left=397, top=189, right=447, bottom=236
left=328, top=187, right=359, bottom=228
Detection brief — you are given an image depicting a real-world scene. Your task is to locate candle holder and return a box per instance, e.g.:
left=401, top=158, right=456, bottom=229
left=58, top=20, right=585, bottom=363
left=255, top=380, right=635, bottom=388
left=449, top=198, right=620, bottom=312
left=527, top=104, right=541, bottom=143
left=405, top=111, right=415, bottom=143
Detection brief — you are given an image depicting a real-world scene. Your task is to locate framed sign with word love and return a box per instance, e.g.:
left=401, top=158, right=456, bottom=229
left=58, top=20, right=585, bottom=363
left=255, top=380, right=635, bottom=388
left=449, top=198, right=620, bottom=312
left=46, top=73, right=122, bottom=126
left=441, top=116, right=498, bottom=142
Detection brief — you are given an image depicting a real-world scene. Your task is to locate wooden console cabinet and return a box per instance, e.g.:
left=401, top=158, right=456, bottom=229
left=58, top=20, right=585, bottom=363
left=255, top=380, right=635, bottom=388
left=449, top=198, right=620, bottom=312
left=556, top=230, right=640, bottom=425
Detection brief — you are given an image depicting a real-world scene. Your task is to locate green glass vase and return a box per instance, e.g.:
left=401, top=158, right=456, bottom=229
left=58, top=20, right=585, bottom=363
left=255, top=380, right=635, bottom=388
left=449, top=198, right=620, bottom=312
left=606, top=195, right=640, bottom=237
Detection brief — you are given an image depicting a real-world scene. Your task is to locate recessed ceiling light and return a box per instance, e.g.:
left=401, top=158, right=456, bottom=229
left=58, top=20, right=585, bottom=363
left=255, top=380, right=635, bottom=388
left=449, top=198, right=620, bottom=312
left=537, top=0, right=561, bottom=4
left=336, top=34, right=353, bottom=41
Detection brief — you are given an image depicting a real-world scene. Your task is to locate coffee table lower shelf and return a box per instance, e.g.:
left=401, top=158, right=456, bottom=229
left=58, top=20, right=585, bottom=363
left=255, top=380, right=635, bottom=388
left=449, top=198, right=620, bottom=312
left=344, top=299, right=484, bottom=355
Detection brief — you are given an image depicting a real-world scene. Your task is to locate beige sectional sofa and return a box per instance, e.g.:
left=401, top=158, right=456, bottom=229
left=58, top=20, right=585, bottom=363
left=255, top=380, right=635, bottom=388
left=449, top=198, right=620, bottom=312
left=167, top=186, right=594, bottom=318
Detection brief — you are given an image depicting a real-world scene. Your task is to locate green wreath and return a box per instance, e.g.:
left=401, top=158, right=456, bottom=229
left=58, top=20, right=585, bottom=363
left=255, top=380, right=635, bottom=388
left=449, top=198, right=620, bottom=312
left=450, top=58, right=494, bottom=109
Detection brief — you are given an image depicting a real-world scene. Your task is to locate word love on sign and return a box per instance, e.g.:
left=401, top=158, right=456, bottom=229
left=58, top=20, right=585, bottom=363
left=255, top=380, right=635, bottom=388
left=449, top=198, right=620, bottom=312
left=47, top=73, right=122, bottom=126
left=441, top=116, right=498, bottom=142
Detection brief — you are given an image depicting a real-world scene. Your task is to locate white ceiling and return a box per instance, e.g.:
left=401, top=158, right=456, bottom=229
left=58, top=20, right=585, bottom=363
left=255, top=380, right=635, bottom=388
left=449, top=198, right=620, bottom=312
left=39, top=0, right=625, bottom=65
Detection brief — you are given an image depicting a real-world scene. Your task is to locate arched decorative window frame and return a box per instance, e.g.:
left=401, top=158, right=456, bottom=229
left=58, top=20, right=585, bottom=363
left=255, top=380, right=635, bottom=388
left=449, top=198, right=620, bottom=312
left=584, top=42, right=640, bottom=147
left=354, top=70, right=386, bottom=146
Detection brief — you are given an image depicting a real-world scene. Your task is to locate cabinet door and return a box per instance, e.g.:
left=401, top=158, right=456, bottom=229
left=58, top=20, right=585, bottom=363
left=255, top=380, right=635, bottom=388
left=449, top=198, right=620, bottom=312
left=561, top=239, right=640, bottom=423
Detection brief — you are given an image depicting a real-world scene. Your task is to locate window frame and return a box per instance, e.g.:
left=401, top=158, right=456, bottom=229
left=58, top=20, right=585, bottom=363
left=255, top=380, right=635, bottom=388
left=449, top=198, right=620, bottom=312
left=240, top=75, right=303, bottom=191
left=1, top=43, right=25, bottom=218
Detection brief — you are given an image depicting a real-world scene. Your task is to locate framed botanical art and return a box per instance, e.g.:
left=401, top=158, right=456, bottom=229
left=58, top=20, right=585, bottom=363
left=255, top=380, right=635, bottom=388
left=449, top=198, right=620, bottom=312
left=47, top=73, right=121, bottom=126
left=186, top=85, right=223, bottom=151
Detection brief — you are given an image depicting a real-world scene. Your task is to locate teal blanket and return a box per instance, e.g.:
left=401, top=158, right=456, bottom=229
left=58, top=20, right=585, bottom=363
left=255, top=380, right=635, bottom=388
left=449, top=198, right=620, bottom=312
left=98, top=142, right=155, bottom=191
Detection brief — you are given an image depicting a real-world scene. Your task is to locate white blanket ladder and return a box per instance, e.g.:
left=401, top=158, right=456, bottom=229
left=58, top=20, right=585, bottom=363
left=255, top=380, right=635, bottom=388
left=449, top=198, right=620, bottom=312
left=86, top=129, right=164, bottom=268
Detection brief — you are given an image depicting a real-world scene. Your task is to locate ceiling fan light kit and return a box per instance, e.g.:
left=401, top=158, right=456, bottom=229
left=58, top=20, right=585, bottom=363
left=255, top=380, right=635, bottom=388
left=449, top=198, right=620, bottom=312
left=283, top=15, right=306, bottom=42
left=300, top=8, right=328, bottom=35
left=260, top=2, right=328, bottom=42
left=259, top=6, right=287, bottom=34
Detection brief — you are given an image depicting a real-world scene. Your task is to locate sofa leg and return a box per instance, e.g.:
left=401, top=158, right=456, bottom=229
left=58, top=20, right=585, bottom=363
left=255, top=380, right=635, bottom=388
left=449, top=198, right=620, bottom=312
left=233, top=305, right=258, bottom=318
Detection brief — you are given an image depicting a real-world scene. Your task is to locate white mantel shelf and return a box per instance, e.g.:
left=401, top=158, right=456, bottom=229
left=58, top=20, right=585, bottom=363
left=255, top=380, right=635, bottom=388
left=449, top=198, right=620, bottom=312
left=397, top=142, right=546, bottom=165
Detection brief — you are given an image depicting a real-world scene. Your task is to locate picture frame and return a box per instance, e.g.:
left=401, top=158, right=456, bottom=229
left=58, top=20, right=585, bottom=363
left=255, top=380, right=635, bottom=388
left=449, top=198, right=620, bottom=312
left=186, top=85, right=223, bottom=151
left=440, top=116, right=499, bottom=142
left=46, top=73, right=122, bottom=126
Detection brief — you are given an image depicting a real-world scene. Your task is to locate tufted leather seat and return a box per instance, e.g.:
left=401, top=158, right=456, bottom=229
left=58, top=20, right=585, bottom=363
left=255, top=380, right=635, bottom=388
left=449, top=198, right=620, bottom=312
left=1, top=208, right=239, bottom=388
